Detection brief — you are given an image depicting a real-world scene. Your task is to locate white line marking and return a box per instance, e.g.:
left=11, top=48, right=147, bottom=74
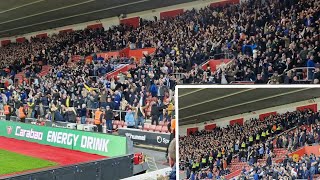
left=178, top=89, right=205, bottom=98
left=179, top=88, right=309, bottom=120
left=0, top=0, right=45, bottom=14
left=179, top=88, right=253, bottom=110
left=0, top=0, right=95, bottom=25
left=0, top=0, right=149, bottom=34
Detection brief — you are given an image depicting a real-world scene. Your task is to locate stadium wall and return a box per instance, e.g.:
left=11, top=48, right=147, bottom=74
left=0, top=0, right=239, bottom=46
left=180, top=98, right=320, bottom=136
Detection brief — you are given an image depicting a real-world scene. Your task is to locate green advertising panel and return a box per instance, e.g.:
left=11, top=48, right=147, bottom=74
left=0, top=120, right=127, bottom=157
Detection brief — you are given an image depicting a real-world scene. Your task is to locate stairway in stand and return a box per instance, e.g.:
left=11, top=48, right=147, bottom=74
left=15, top=71, right=25, bottom=83
left=14, top=65, right=51, bottom=84
left=226, top=148, right=288, bottom=179
left=38, top=65, right=51, bottom=77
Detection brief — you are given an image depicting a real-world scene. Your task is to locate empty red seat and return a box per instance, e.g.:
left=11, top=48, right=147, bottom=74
left=86, top=118, right=93, bottom=124
left=155, top=125, right=162, bottom=132
left=76, top=117, right=80, bottom=123
left=113, top=124, right=117, bottom=129
left=114, top=120, right=120, bottom=125
left=144, top=124, right=150, bottom=131
left=161, top=126, right=169, bottom=133
left=149, top=125, right=156, bottom=132
left=123, top=122, right=127, bottom=128
left=159, top=121, right=165, bottom=126
left=119, top=121, right=125, bottom=127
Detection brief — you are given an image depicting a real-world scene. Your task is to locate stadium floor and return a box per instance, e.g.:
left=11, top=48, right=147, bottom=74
left=0, top=136, right=106, bottom=177
left=0, top=136, right=169, bottom=178
left=133, top=147, right=169, bottom=170
left=0, top=149, right=57, bottom=176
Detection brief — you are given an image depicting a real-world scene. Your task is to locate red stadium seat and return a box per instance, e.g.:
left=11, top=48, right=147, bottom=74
left=159, top=121, right=165, bottom=126
left=76, top=117, right=80, bottom=124
left=114, top=120, right=120, bottom=125
left=123, top=122, right=127, bottom=128
left=155, top=125, right=162, bottom=132
left=144, top=124, right=150, bottom=131
left=161, top=126, right=169, bottom=133
left=149, top=125, right=156, bottom=132
left=86, top=118, right=93, bottom=124
left=154, top=125, right=162, bottom=132
left=119, top=121, right=125, bottom=128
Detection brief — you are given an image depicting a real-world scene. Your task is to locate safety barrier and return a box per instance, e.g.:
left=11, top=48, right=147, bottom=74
left=284, top=67, right=315, bottom=82
left=0, top=120, right=128, bottom=157
left=118, top=128, right=171, bottom=148
left=230, top=81, right=255, bottom=84
left=209, top=52, right=235, bottom=60
left=3, top=154, right=134, bottom=180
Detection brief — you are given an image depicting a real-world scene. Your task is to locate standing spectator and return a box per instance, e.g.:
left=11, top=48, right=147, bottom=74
left=151, top=102, right=160, bottom=125
left=133, top=103, right=146, bottom=129
left=105, top=105, right=114, bottom=133
left=307, top=56, right=315, bottom=80
left=94, top=107, right=103, bottom=132
left=125, top=108, right=135, bottom=128
left=18, top=104, right=26, bottom=123
left=80, top=104, right=87, bottom=124
left=3, top=103, right=11, bottom=121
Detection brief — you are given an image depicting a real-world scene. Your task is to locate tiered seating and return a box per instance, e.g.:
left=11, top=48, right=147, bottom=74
left=38, top=65, right=51, bottom=77
left=15, top=71, right=25, bottom=83
left=228, top=148, right=288, bottom=173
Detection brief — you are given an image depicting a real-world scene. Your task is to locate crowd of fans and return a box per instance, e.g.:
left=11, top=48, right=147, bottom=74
left=0, top=57, right=175, bottom=131
left=236, top=124, right=320, bottom=180
left=0, top=0, right=318, bottom=85
left=179, top=109, right=320, bottom=179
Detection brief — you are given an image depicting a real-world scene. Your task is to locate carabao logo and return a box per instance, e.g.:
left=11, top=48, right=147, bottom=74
left=7, top=126, right=12, bottom=135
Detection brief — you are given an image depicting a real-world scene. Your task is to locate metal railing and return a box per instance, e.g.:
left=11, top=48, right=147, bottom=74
left=172, top=73, right=185, bottom=83
left=3, top=154, right=134, bottom=180
left=230, top=81, right=255, bottom=84
left=285, top=67, right=315, bottom=82
left=209, top=52, right=235, bottom=60
left=199, top=52, right=235, bottom=68
left=0, top=104, right=130, bottom=123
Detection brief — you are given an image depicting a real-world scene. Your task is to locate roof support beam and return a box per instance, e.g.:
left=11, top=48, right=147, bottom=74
left=180, top=88, right=310, bottom=121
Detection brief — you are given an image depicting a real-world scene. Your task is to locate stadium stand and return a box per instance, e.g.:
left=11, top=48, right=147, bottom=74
left=0, top=0, right=319, bottom=86
left=179, top=108, right=320, bottom=179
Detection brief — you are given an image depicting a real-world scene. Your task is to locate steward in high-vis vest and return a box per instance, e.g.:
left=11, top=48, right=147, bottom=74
left=256, top=134, right=260, bottom=143
left=217, top=151, right=222, bottom=159
left=171, top=119, right=176, bottom=136
left=266, top=130, right=269, bottom=137
left=261, top=131, right=266, bottom=141
left=208, top=156, right=214, bottom=164
left=276, top=125, right=282, bottom=134
left=249, top=135, right=254, bottom=146
left=166, top=118, right=176, bottom=161
left=192, top=160, right=200, bottom=171
left=201, top=156, right=207, bottom=168
left=241, top=141, right=246, bottom=149
left=94, top=108, right=103, bottom=132
left=3, top=104, right=11, bottom=121
left=18, top=105, right=26, bottom=123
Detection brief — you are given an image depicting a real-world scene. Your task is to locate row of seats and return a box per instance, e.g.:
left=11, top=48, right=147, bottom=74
left=76, top=118, right=170, bottom=133
left=142, top=124, right=170, bottom=133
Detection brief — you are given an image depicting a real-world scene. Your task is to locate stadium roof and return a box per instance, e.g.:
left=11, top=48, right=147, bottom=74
left=178, top=87, right=320, bottom=126
left=0, top=0, right=194, bottom=38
